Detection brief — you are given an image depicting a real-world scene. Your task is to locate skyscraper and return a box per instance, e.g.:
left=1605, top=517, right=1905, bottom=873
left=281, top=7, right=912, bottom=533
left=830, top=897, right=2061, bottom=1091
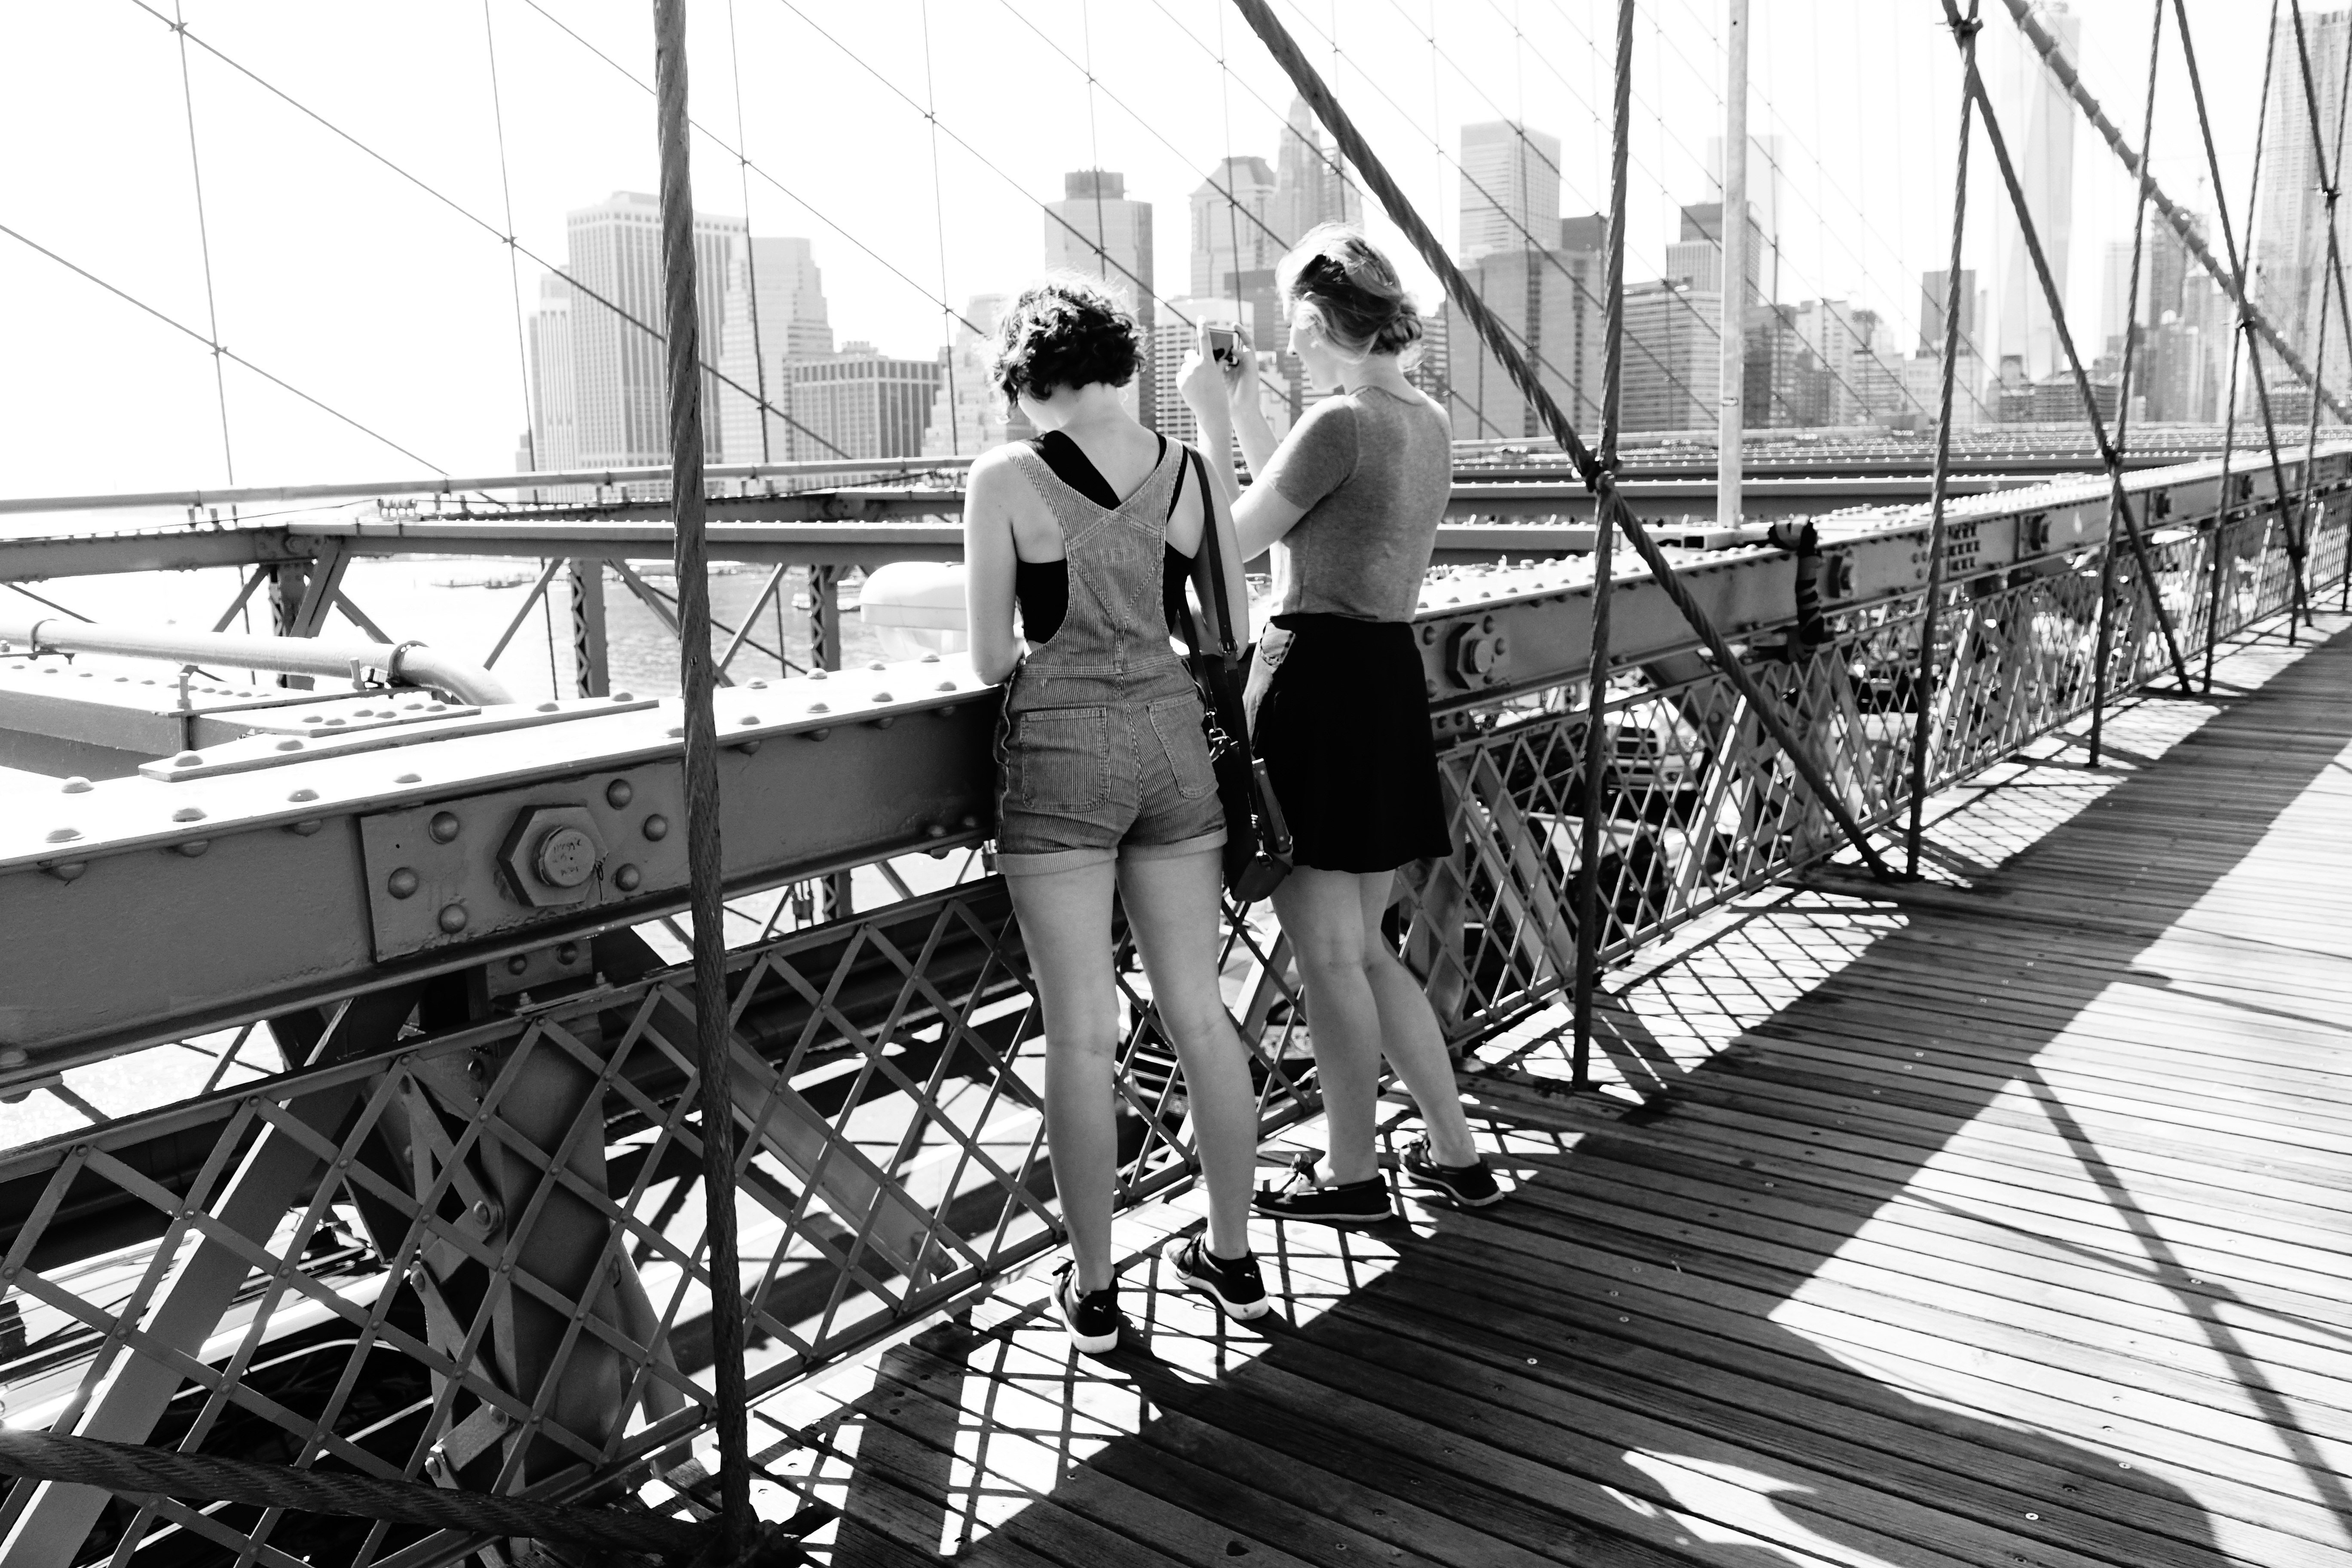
left=1664, top=202, right=1762, bottom=301
left=1272, top=96, right=1360, bottom=244
left=1705, top=133, right=1785, bottom=302
left=1453, top=219, right=1604, bottom=438
left=1918, top=269, right=1982, bottom=356
left=925, top=294, right=1016, bottom=458
left=562, top=192, right=744, bottom=468
left=1988, top=3, right=2080, bottom=381
left=716, top=237, right=832, bottom=465
left=1190, top=157, right=1280, bottom=299
left=526, top=273, right=576, bottom=472
left=2253, top=6, right=2352, bottom=387
left=1459, top=121, right=1562, bottom=262
left=789, top=347, right=940, bottom=462
left=1046, top=170, right=1155, bottom=427
left=1620, top=282, right=1720, bottom=432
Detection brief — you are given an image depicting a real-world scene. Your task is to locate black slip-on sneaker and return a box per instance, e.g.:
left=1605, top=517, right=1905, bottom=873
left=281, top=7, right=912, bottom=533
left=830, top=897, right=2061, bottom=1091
left=1171, top=1237, right=1271, bottom=1320
left=1054, top=1262, right=1122, bottom=1356
left=1250, top=1153, right=1396, bottom=1224
left=1401, top=1136, right=1504, bottom=1208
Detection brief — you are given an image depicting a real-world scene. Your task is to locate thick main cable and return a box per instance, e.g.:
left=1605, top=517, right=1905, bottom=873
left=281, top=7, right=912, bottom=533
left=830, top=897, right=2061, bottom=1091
left=1228, top=0, right=1893, bottom=882
left=650, top=0, right=751, bottom=1555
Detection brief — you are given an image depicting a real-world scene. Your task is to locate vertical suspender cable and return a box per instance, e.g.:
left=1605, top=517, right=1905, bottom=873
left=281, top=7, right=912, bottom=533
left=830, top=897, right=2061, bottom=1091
left=1907, top=3, right=1978, bottom=879
left=172, top=0, right=233, bottom=485
left=2177, top=0, right=2272, bottom=685
left=2088, top=0, right=2165, bottom=769
left=1941, top=0, right=2192, bottom=694
left=1717, top=0, right=1746, bottom=529
left=1227, top=0, right=1893, bottom=882
left=1570, top=0, right=1634, bottom=1090
left=726, top=0, right=774, bottom=466
left=920, top=0, right=960, bottom=456
left=482, top=1, right=538, bottom=474
left=2287, top=0, right=2351, bottom=619
left=649, top=0, right=750, bottom=1556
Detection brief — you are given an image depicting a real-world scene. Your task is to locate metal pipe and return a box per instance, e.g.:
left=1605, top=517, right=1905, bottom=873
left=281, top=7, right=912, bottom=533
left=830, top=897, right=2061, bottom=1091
left=0, top=615, right=514, bottom=706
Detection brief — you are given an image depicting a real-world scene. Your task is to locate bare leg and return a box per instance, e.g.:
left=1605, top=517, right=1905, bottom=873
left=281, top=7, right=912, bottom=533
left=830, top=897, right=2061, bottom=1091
left=1270, top=867, right=1389, bottom=1184
left=1004, top=862, right=1119, bottom=1291
left=1354, top=873, right=1479, bottom=1167
left=1118, top=847, right=1261, bottom=1260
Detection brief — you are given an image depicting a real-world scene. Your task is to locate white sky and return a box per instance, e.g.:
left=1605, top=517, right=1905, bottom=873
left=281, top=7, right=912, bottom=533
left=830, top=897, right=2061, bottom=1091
left=0, top=1, right=2285, bottom=497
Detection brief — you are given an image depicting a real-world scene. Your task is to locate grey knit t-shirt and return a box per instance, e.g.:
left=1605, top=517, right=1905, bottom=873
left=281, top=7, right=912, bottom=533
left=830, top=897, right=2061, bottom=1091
left=1257, top=385, right=1452, bottom=622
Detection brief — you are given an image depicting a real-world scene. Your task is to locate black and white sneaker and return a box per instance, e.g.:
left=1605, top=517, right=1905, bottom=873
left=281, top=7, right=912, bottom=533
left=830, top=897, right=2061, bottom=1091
left=1054, top=1262, right=1123, bottom=1356
left=1171, top=1237, right=1271, bottom=1321
left=1250, top=1153, right=1396, bottom=1225
left=1401, top=1137, right=1504, bottom=1208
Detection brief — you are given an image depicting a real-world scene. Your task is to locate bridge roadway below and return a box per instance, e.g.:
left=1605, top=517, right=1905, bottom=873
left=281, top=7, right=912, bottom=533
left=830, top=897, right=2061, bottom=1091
left=723, top=617, right=2352, bottom=1568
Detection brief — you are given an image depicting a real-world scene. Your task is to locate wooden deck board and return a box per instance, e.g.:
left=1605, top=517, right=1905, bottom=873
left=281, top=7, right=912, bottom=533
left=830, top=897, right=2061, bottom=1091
left=742, top=619, right=2352, bottom=1567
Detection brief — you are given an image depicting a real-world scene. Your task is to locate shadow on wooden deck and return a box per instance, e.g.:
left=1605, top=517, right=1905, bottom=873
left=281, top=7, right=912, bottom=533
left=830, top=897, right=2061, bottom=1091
left=744, top=620, right=2352, bottom=1568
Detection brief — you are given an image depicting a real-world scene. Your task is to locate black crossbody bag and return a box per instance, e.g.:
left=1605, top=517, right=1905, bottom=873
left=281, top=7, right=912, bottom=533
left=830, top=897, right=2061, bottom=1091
left=1169, top=445, right=1292, bottom=902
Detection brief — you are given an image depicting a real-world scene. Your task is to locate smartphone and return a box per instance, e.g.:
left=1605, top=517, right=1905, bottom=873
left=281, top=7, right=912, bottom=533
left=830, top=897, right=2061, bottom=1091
left=1207, top=325, right=1240, bottom=366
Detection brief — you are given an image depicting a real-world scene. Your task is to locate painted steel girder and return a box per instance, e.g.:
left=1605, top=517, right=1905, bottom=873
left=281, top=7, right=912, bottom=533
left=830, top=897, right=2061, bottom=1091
left=1, top=446, right=2344, bottom=1080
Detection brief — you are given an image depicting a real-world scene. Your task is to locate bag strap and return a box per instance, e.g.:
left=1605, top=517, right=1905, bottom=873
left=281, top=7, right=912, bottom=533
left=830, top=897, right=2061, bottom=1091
left=1185, top=446, right=1242, bottom=661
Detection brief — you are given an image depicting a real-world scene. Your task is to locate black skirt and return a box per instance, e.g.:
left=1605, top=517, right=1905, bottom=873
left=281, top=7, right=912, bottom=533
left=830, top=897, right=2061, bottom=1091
left=1253, top=614, right=1453, bottom=873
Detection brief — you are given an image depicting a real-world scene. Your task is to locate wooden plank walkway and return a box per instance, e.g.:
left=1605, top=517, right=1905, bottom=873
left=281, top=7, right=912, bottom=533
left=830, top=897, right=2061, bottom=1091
left=736, top=617, right=2352, bottom=1568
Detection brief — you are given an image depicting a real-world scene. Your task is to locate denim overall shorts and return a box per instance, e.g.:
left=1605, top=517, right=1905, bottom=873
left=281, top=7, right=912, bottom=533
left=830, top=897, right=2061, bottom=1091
left=992, top=440, right=1227, bottom=876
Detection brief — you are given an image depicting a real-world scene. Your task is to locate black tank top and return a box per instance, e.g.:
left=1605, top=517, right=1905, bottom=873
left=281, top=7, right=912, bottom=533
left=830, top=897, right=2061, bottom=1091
left=1014, top=431, right=1195, bottom=644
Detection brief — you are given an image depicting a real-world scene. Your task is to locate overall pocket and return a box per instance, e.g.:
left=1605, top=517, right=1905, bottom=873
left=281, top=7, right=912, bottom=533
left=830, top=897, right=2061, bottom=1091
left=1011, top=706, right=1112, bottom=810
left=1146, top=693, right=1217, bottom=799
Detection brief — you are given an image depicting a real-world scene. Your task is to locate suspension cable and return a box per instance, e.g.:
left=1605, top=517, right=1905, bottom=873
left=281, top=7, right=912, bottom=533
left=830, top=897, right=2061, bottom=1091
left=918, top=0, right=959, bottom=456
left=481, top=0, right=538, bottom=476
left=1230, top=0, right=1893, bottom=882
left=1908, top=0, right=1980, bottom=878
left=724, top=0, right=774, bottom=466
left=169, top=0, right=233, bottom=484
left=2285, top=0, right=2351, bottom=624
left=1941, top=0, right=2192, bottom=693
left=1, top=220, right=443, bottom=474
left=2089, top=0, right=2168, bottom=767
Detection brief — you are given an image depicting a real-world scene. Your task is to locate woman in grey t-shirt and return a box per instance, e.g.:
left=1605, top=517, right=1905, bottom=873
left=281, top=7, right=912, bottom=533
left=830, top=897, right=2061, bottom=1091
left=1179, top=226, right=1502, bottom=1223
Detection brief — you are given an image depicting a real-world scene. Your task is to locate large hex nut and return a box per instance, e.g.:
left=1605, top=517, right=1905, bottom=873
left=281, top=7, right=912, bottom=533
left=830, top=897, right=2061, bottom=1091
left=497, top=804, right=607, bottom=908
left=1448, top=616, right=1510, bottom=689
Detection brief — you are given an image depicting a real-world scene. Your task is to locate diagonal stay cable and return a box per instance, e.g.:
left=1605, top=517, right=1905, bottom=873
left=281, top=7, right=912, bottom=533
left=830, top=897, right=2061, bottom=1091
left=125, top=0, right=854, bottom=465
left=170, top=0, right=235, bottom=484
left=1412, top=0, right=1882, bottom=426
left=513, top=0, right=983, bottom=346
left=0, top=220, right=444, bottom=475
left=2174, top=0, right=2307, bottom=665
left=1942, top=0, right=2192, bottom=694
left=1286, top=1, right=1741, bottom=427
left=1231, top=0, right=1893, bottom=881
left=1147, top=0, right=1540, bottom=435
left=2088, top=0, right=2167, bottom=767
left=762, top=0, right=1197, bottom=335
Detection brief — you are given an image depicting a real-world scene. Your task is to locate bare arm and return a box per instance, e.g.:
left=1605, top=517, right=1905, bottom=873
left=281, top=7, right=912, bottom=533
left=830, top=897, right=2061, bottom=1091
left=1177, top=326, right=1310, bottom=563
left=962, top=456, right=1023, bottom=685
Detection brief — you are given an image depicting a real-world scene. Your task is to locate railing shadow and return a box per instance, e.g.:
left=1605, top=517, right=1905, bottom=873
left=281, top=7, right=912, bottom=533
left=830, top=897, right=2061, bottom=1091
left=763, top=622, right=2352, bottom=1566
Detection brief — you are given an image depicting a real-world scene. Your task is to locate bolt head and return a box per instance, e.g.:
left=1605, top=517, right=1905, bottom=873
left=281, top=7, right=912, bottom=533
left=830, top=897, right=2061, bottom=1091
left=536, top=827, right=598, bottom=888
left=388, top=867, right=421, bottom=900
left=437, top=903, right=469, bottom=934
left=605, top=778, right=634, bottom=808
left=428, top=811, right=462, bottom=843
left=613, top=863, right=643, bottom=893
left=641, top=814, right=670, bottom=842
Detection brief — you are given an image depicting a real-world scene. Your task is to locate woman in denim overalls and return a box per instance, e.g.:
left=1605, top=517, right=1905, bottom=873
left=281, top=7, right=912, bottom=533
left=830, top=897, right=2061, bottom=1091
left=963, top=279, right=1271, bottom=1355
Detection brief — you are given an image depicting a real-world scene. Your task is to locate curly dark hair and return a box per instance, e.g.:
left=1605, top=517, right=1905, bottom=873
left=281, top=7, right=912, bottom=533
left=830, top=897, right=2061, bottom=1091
left=988, top=276, right=1145, bottom=410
